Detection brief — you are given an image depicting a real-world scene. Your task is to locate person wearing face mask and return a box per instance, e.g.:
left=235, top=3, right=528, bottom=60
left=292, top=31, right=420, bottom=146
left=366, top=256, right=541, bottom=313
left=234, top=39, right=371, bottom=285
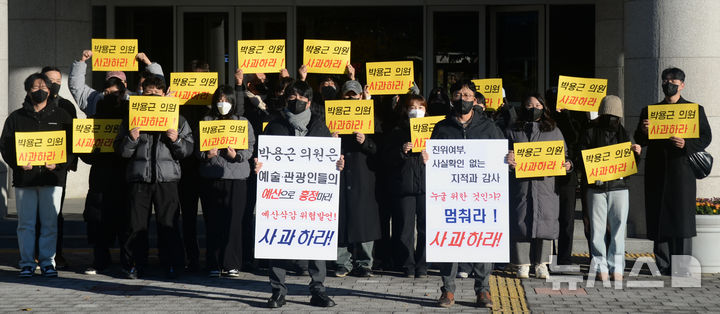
left=634, top=68, right=712, bottom=276
left=114, top=76, right=194, bottom=279
left=78, top=78, right=132, bottom=275
left=383, top=95, right=429, bottom=278
left=333, top=80, right=382, bottom=278
left=580, top=95, right=642, bottom=281
left=0, top=73, right=73, bottom=278
left=195, top=85, right=255, bottom=278
left=69, top=50, right=164, bottom=117
left=259, top=81, right=344, bottom=309
left=427, top=80, right=505, bottom=309
left=505, top=94, right=571, bottom=281
left=37, top=66, right=78, bottom=270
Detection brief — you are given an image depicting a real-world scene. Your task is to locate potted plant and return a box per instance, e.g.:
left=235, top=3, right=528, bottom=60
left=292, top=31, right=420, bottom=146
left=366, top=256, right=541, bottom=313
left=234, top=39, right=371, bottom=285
left=692, top=198, right=720, bottom=273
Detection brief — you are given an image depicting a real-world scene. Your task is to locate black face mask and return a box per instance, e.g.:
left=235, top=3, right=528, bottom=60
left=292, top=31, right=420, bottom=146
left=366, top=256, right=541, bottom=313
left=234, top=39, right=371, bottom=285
left=255, top=83, right=268, bottom=95
left=662, top=82, right=679, bottom=97
left=30, top=90, right=49, bottom=103
left=287, top=99, right=308, bottom=114
left=452, top=99, right=474, bottom=115
left=525, top=107, right=544, bottom=121
left=321, top=86, right=337, bottom=100
left=49, top=83, right=61, bottom=98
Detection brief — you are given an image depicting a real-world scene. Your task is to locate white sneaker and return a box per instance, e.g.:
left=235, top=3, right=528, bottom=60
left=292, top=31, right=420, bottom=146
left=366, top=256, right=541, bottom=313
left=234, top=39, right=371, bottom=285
left=535, top=264, right=550, bottom=279
left=516, top=265, right=530, bottom=279
left=457, top=271, right=469, bottom=278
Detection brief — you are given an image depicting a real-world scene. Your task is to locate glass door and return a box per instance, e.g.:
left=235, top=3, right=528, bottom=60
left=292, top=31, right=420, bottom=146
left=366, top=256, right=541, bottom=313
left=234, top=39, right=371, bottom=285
left=489, top=5, right=545, bottom=103
left=176, top=7, right=235, bottom=84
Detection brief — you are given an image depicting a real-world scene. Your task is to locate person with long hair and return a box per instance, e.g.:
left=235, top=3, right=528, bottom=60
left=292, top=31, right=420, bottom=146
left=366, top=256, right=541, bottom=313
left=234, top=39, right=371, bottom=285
left=506, top=93, right=571, bottom=280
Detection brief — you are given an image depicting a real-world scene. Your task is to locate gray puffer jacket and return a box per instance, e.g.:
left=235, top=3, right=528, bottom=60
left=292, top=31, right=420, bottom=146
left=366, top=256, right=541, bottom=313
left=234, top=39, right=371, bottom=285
left=114, top=115, right=194, bottom=183
left=195, top=115, right=255, bottom=180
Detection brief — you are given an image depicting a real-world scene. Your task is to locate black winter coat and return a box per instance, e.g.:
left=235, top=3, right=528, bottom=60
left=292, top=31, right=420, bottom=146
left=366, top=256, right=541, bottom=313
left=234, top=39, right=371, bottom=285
left=634, top=98, right=712, bottom=240
left=384, top=119, right=425, bottom=195
left=0, top=100, right=72, bottom=187
left=580, top=117, right=636, bottom=191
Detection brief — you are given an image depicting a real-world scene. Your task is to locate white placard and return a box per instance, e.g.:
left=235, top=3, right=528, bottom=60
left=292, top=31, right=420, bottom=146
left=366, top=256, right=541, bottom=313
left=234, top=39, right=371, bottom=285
left=254, top=135, right=341, bottom=260
left=425, top=139, right=510, bottom=263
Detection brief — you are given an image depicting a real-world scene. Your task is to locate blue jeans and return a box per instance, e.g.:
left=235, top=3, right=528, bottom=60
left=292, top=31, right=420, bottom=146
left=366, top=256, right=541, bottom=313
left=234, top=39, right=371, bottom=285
left=587, top=189, right=629, bottom=274
left=16, top=186, right=63, bottom=268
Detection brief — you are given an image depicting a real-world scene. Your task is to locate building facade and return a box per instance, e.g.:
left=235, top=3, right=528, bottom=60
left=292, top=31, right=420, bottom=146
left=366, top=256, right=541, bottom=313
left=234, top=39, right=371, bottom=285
left=0, top=0, right=718, bottom=238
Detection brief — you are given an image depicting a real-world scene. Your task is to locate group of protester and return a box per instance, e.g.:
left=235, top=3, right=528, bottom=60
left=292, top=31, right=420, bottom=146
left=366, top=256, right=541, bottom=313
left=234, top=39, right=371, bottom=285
left=0, top=47, right=711, bottom=309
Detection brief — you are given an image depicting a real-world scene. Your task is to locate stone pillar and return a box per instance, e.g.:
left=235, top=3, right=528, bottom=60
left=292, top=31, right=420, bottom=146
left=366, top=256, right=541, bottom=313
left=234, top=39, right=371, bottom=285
left=624, top=0, right=720, bottom=237
left=595, top=0, right=624, bottom=98
left=8, top=0, right=92, bottom=201
left=0, top=0, right=8, bottom=217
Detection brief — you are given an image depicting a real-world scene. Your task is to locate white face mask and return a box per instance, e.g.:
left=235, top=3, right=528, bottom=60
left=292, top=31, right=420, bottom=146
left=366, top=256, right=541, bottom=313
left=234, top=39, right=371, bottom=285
left=408, top=108, right=425, bottom=119
left=217, top=102, right=232, bottom=115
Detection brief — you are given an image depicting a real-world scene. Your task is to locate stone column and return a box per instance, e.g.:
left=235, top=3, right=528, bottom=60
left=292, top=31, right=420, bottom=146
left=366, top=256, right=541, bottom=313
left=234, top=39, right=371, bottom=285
left=8, top=0, right=92, bottom=202
left=624, top=0, right=720, bottom=237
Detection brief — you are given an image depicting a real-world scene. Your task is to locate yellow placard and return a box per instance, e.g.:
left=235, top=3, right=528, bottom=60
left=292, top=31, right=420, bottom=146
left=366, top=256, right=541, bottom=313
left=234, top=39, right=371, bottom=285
left=198, top=120, right=249, bottom=151
left=72, top=119, right=122, bottom=153
left=262, top=122, right=268, bottom=132
left=513, top=141, right=566, bottom=178
left=556, top=75, right=607, bottom=112
left=303, top=39, right=351, bottom=74
left=581, top=142, right=637, bottom=184
left=169, top=72, right=218, bottom=105
left=237, top=40, right=286, bottom=74
left=648, top=103, right=700, bottom=139
left=472, top=79, right=503, bottom=111
left=128, top=96, right=180, bottom=131
left=410, top=116, right=445, bottom=153
left=15, top=131, right=67, bottom=166
left=325, top=99, right=374, bottom=134
left=366, top=61, right=414, bottom=95
left=91, top=39, right=138, bottom=71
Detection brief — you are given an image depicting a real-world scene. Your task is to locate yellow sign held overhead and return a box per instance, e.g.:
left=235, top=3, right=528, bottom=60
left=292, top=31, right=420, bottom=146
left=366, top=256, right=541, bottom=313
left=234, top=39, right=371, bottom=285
left=91, top=39, right=138, bottom=71
left=648, top=103, right=700, bottom=139
left=581, top=142, right=637, bottom=184
left=128, top=96, right=180, bottom=131
left=15, top=131, right=67, bottom=166
left=556, top=75, right=607, bottom=112
left=366, top=61, right=414, bottom=95
left=513, top=140, right=566, bottom=178
left=325, top=99, right=374, bottom=134
left=410, top=116, right=445, bottom=153
left=237, top=40, right=286, bottom=74
left=198, top=120, right=250, bottom=151
left=72, top=119, right=122, bottom=153
left=471, top=79, right=503, bottom=111
left=169, top=72, right=218, bottom=105
left=303, top=39, right=351, bottom=74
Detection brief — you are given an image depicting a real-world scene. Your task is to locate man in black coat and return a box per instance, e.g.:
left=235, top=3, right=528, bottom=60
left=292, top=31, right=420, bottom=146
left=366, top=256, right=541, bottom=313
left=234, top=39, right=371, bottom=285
left=259, top=81, right=343, bottom=309
left=634, top=67, right=712, bottom=275
left=429, top=80, right=505, bottom=309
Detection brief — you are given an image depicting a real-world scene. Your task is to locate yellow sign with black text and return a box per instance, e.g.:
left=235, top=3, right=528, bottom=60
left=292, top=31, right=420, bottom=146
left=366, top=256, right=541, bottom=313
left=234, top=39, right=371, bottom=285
left=15, top=131, right=67, bottom=166
left=410, top=116, right=445, bottom=153
left=513, top=140, right=566, bottom=178
left=198, top=120, right=249, bottom=151
left=325, top=99, right=374, bottom=134
left=169, top=72, right=218, bottom=105
left=303, top=39, right=351, bottom=74
left=91, top=39, right=138, bottom=71
left=128, top=96, right=180, bottom=131
left=648, top=103, right=700, bottom=139
left=556, top=76, right=607, bottom=112
left=237, top=40, right=286, bottom=74
left=72, top=119, right=121, bottom=153
left=366, top=61, right=414, bottom=95
left=471, top=79, right=503, bottom=111
left=581, top=142, right=637, bottom=184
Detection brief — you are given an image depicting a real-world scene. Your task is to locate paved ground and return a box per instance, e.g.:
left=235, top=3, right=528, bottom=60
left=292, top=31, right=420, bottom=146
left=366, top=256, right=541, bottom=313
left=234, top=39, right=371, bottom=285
left=1, top=250, right=719, bottom=313
left=2, top=199, right=718, bottom=312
